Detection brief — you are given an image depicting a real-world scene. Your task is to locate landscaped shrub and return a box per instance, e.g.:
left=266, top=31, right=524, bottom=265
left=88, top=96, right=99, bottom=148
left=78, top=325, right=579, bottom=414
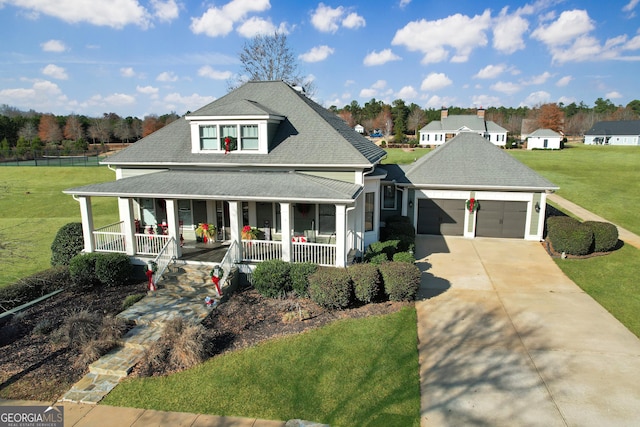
left=289, top=262, right=317, bottom=297
left=393, top=251, right=416, bottom=264
left=95, top=253, right=132, bottom=287
left=364, top=239, right=401, bottom=262
left=381, top=216, right=416, bottom=252
left=546, top=215, right=579, bottom=234
left=367, top=253, right=390, bottom=265
left=252, top=259, right=291, bottom=298
left=122, top=293, right=146, bottom=310
left=0, top=266, right=70, bottom=311
left=51, top=222, right=84, bottom=266
left=69, top=253, right=101, bottom=288
left=583, top=221, right=619, bottom=253
left=379, top=262, right=421, bottom=302
left=308, top=267, right=353, bottom=310
left=547, top=220, right=593, bottom=256
left=349, top=263, right=381, bottom=304
left=58, top=309, right=102, bottom=348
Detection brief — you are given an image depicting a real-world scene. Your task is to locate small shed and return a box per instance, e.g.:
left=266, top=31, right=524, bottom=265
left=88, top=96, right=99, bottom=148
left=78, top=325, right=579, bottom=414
left=527, top=129, right=562, bottom=150
left=354, top=124, right=364, bottom=134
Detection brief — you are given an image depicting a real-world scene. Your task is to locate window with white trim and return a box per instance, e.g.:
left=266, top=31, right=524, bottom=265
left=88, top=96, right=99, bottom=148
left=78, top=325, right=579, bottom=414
left=200, top=125, right=217, bottom=150
left=220, top=125, right=238, bottom=152
left=382, top=184, right=396, bottom=209
left=241, top=125, right=259, bottom=150
left=365, top=192, right=374, bottom=231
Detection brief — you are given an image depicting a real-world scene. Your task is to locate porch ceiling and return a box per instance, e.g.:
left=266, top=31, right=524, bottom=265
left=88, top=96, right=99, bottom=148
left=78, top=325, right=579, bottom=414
left=64, top=170, right=362, bottom=203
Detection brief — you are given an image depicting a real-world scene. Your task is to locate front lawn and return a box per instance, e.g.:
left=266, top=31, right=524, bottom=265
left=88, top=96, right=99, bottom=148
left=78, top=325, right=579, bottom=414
left=103, top=307, right=421, bottom=427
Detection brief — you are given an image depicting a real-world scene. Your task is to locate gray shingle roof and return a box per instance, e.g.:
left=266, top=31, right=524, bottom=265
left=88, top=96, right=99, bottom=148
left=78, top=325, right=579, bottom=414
left=105, top=81, right=386, bottom=168
left=420, top=116, right=507, bottom=134
left=528, top=129, right=562, bottom=138
left=405, top=132, right=557, bottom=191
left=64, top=170, right=362, bottom=202
left=585, top=120, right=640, bottom=136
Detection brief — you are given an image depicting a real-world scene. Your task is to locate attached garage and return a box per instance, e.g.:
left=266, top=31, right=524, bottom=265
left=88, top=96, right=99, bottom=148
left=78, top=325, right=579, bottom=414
left=475, top=201, right=527, bottom=238
left=417, top=198, right=464, bottom=235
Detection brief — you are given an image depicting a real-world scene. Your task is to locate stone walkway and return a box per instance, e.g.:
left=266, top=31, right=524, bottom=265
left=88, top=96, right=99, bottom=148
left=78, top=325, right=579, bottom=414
left=60, top=262, right=226, bottom=404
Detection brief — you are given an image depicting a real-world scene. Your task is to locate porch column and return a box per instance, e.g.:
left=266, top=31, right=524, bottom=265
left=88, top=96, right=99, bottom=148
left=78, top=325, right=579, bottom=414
left=165, top=199, right=182, bottom=258
left=336, top=204, right=347, bottom=267
left=78, top=196, right=95, bottom=253
left=280, top=203, right=291, bottom=262
left=229, top=201, right=243, bottom=259
left=118, top=197, right=136, bottom=256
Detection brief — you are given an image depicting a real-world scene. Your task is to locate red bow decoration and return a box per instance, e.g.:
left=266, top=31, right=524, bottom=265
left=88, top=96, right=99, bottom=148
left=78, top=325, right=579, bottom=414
left=224, top=136, right=230, bottom=154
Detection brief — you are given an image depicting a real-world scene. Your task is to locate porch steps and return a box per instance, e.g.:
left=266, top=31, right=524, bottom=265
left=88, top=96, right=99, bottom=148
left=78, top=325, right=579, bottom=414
left=59, top=263, right=227, bottom=405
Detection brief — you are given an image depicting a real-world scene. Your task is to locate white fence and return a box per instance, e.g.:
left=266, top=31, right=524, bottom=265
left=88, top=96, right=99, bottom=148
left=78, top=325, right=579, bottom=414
left=93, top=222, right=126, bottom=253
left=292, top=242, right=336, bottom=266
left=136, top=234, right=170, bottom=255
left=241, top=240, right=282, bottom=262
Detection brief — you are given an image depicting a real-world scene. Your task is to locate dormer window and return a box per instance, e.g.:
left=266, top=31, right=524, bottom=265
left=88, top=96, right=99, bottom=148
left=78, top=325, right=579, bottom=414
left=241, top=125, right=259, bottom=150
left=200, top=125, right=217, bottom=149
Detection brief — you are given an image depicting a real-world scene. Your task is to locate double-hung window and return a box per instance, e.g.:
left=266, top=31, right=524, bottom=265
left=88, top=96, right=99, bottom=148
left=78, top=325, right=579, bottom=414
left=241, top=125, right=259, bottom=150
left=200, top=125, right=217, bottom=150
left=220, top=125, right=238, bottom=152
left=382, top=185, right=396, bottom=209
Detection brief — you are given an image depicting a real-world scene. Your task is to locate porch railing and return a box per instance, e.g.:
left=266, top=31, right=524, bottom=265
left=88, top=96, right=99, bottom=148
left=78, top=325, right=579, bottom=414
left=292, top=242, right=336, bottom=266
left=241, top=239, right=283, bottom=262
left=93, top=221, right=126, bottom=253
left=219, top=240, right=240, bottom=290
left=136, top=233, right=170, bottom=255
left=152, top=237, right=177, bottom=286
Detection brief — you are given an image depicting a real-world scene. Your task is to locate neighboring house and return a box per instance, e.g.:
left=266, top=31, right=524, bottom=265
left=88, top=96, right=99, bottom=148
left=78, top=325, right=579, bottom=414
left=526, top=129, right=562, bottom=150
left=64, top=82, right=556, bottom=279
left=584, top=120, right=640, bottom=145
left=418, top=108, right=508, bottom=147
left=354, top=124, right=364, bottom=134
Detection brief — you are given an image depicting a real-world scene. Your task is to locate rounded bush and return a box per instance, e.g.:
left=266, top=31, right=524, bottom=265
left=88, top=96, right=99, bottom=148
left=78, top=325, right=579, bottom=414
left=364, top=240, right=400, bottom=262
left=379, top=262, right=421, bottom=302
left=546, top=215, right=579, bottom=235
left=349, top=263, right=381, bottom=304
left=252, top=259, right=291, bottom=298
left=392, top=251, right=416, bottom=264
left=583, top=221, right=618, bottom=253
left=69, top=253, right=101, bottom=288
left=308, top=267, right=353, bottom=310
left=95, top=253, right=132, bottom=287
left=367, top=253, right=390, bottom=265
left=548, top=221, right=593, bottom=256
left=289, top=262, right=317, bottom=297
left=51, top=222, right=84, bottom=266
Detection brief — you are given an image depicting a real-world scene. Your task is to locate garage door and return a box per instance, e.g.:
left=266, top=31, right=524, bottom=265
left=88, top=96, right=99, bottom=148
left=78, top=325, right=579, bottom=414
left=476, top=201, right=527, bottom=238
left=417, top=198, right=465, bottom=235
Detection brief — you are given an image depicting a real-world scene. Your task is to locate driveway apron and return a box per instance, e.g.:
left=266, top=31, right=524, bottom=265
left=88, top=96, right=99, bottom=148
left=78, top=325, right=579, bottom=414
left=415, top=235, right=640, bottom=427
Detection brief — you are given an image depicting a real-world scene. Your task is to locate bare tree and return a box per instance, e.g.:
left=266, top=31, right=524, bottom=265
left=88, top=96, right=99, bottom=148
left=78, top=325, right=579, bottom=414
left=113, top=118, right=133, bottom=143
left=407, top=107, right=427, bottom=134
left=232, top=32, right=315, bottom=95
left=88, top=117, right=111, bottom=144
left=64, top=114, right=85, bottom=141
left=18, top=121, right=38, bottom=142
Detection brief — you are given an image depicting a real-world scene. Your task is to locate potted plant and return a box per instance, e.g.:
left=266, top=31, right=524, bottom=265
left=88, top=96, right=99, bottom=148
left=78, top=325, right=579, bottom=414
left=195, top=223, right=217, bottom=243
left=242, top=225, right=259, bottom=240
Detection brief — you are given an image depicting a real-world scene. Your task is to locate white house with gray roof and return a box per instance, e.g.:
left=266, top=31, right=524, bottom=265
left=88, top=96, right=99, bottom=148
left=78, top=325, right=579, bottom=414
left=418, top=108, right=508, bottom=147
left=584, top=120, right=640, bottom=145
left=64, top=82, right=556, bottom=284
left=526, top=128, right=562, bottom=150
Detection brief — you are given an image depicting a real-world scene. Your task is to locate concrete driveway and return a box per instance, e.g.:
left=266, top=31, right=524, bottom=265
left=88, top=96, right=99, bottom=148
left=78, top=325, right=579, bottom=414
left=415, top=235, right=640, bottom=426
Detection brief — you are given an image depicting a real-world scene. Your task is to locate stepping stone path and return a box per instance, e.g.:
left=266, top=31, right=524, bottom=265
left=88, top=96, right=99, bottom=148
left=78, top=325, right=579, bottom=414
left=60, top=262, right=227, bottom=404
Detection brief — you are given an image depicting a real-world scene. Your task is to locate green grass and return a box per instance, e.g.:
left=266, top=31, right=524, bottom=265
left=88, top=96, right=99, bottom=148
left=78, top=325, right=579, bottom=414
left=381, top=147, right=431, bottom=164
left=509, top=143, right=640, bottom=235
left=103, top=307, right=420, bottom=427
left=0, top=166, right=119, bottom=287
left=553, top=244, right=640, bottom=336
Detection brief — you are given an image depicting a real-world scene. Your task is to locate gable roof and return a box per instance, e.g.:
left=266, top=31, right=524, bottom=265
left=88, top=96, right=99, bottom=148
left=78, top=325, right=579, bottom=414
left=405, top=132, right=557, bottom=191
left=420, top=115, right=507, bottom=134
left=528, top=128, right=562, bottom=138
left=105, top=81, right=386, bottom=168
left=585, top=120, right=640, bottom=136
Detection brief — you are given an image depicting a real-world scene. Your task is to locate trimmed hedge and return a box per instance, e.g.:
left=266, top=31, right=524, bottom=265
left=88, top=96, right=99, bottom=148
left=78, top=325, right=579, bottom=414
left=547, top=221, right=593, bottom=256
left=69, top=253, right=102, bottom=288
left=546, top=215, right=579, bottom=233
left=252, top=259, right=291, bottom=298
left=392, top=251, right=416, bottom=264
left=51, top=222, right=85, bottom=266
left=289, top=262, right=317, bottom=298
left=364, top=240, right=400, bottom=262
left=308, top=267, right=353, bottom=310
left=379, top=262, right=421, bottom=302
left=349, top=263, right=381, bottom=304
left=95, top=253, right=132, bottom=287
left=0, top=266, right=70, bottom=311
left=583, top=221, right=619, bottom=253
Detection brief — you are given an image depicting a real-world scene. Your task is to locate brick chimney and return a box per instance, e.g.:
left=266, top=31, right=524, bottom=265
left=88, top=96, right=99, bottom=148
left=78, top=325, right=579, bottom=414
left=477, top=107, right=485, bottom=120
left=440, top=107, right=448, bottom=120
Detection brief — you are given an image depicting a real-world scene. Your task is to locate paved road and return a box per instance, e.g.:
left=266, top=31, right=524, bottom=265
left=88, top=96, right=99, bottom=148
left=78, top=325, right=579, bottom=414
left=415, top=235, right=640, bottom=426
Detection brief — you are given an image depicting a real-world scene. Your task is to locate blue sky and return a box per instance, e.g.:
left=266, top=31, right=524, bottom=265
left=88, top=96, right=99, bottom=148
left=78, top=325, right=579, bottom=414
left=0, top=0, right=639, bottom=118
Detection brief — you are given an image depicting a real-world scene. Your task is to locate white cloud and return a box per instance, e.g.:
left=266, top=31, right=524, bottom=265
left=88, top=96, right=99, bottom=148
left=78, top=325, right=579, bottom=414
left=624, top=33, right=640, bottom=50
left=136, top=85, right=159, bottom=95
left=359, top=80, right=388, bottom=98
left=120, top=67, right=136, bottom=78
left=372, top=80, right=387, bottom=90
left=157, top=71, right=178, bottom=82
left=520, top=91, right=551, bottom=107
left=163, top=92, right=216, bottom=113
left=299, top=45, right=334, bottom=63
left=396, top=86, right=417, bottom=99
left=399, top=0, right=411, bottom=9
left=606, top=91, right=623, bottom=99
left=558, top=95, right=576, bottom=105
left=359, top=88, right=377, bottom=98
left=392, top=10, right=491, bottom=64
left=423, top=95, right=456, bottom=109
left=474, top=64, right=506, bottom=79
left=311, top=3, right=364, bottom=33
left=3, top=0, right=151, bottom=29
left=104, top=93, right=136, bottom=106
left=236, top=17, right=288, bottom=38
left=531, top=10, right=594, bottom=46
left=190, top=0, right=271, bottom=37
left=491, top=81, right=521, bottom=95
left=420, top=73, right=452, bottom=91
left=197, top=65, right=233, bottom=80
left=556, top=75, right=573, bottom=87
left=524, top=71, right=552, bottom=85
left=492, top=7, right=529, bottom=54
left=41, top=39, right=67, bottom=52
left=151, top=0, right=179, bottom=22
left=363, top=49, right=401, bottom=66
left=342, top=12, right=365, bottom=29
left=623, top=0, right=639, bottom=16
left=42, top=64, right=68, bottom=80
left=472, top=94, right=501, bottom=108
